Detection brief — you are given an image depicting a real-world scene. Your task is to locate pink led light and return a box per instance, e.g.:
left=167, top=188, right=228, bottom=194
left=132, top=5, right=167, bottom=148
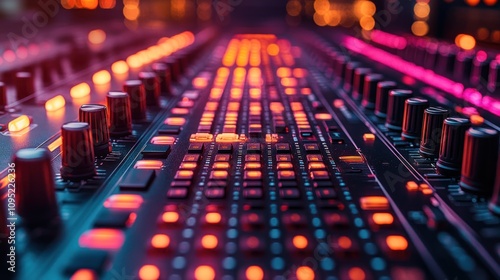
left=476, top=50, right=488, bottom=62
left=370, top=30, right=407, bottom=50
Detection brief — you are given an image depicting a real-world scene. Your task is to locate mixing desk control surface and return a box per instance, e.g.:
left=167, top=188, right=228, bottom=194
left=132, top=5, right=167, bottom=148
left=0, top=25, right=499, bottom=280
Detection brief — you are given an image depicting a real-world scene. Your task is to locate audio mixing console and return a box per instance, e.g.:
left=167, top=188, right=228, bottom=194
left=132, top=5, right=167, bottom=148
left=0, top=4, right=500, bottom=280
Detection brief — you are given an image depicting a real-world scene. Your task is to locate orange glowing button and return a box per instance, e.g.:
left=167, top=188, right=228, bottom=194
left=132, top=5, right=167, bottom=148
left=348, top=267, right=366, bottom=280
left=372, top=213, right=394, bottom=225
left=111, top=60, right=129, bottom=74
left=245, top=266, right=264, bottom=280
left=213, top=162, right=230, bottom=169
left=281, top=77, right=297, bottom=87
left=71, top=269, right=97, bottom=280
left=276, top=162, right=293, bottom=170
left=171, top=108, right=190, bottom=115
left=276, top=67, right=292, bottom=77
left=151, top=234, right=170, bottom=249
left=104, top=194, right=143, bottom=210
left=360, top=196, right=389, bottom=210
left=201, top=234, right=218, bottom=249
left=165, top=117, right=186, bottom=126
left=386, top=235, right=409, bottom=251
left=293, top=68, right=307, bottom=78
left=470, top=114, right=484, bottom=125
left=138, top=265, right=160, bottom=280
left=308, top=162, right=326, bottom=170
left=406, top=181, right=419, bottom=191
left=267, top=44, right=280, bottom=56
left=92, top=70, right=111, bottom=85
left=194, top=265, right=215, bottom=280
left=420, top=184, right=433, bottom=195
left=88, top=29, right=106, bottom=45
left=306, top=155, right=322, bottom=162
left=285, top=88, right=297, bottom=95
left=179, top=162, right=197, bottom=170
left=339, top=156, right=364, bottom=164
left=45, top=95, right=66, bottom=111
left=333, top=99, right=344, bottom=108
left=338, top=236, right=352, bottom=249
left=161, top=211, right=179, bottom=223
left=363, top=133, right=376, bottom=142
left=70, top=83, right=91, bottom=99
left=210, top=170, right=229, bottom=180
left=47, top=136, right=62, bottom=152
left=175, top=170, right=194, bottom=180
left=151, top=136, right=175, bottom=145
left=292, top=235, right=308, bottom=249
left=245, top=171, right=262, bottom=180
left=134, top=160, right=163, bottom=170
left=8, top=115, right=31, bottom=132
left=205, top=212, right=222, bottom=224
left=296, top=266, right=314, bottom=280
left=315, top=113, right=332, bottom=120
left=244, top=162, right=262, bottom=170
left=79, top=229, right=125, bottom=250
left=193, top=77, right=208, bottom=89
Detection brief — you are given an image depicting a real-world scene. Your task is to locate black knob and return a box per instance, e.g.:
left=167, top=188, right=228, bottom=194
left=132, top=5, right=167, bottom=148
left=419, top=107, right=450, bottom=158
left=0, top=82, right=6, bottom=110
left=459, top=128, right=499, bottom=194
left=352, top=68, right=371, bottom=100
left=13, top=148, right=59, bottom=228
left=139, top=72, right=160, bottom=106
left=488, top=157, right=500, bottom=215
left=123, top=80, right=146, bottom=121
left=385, top=89, right=413, bottom=131
left=362, top=73, right=383, bottom=109
left=153, top=62, right=171, bottom=96
left=436, top=118, right=471, bottom=177
left=401, top=98, right=429, bottom=140
left=60, top=122, right=96, bottom=181
left=436, top=45, right=457, bottom=77
left=374, top=81, right=397, bottom=118
left=487, top=60, right=500, bottom=94
left=471, top=54, right=491, bottom=87
left=343, top=61, right=361, bottom=91
left=334, top=55, right=349, bottom=79
left=423, top=42, right=438, bottom=69
left=453, top=52, right=473, bottom=82
left=79, top=104, right=111, bottom=156
left=107, top=91, right=132, bottom=137
left=165, top=58, right=180, bottom=83
left=15, top=72, right=34, bottom=101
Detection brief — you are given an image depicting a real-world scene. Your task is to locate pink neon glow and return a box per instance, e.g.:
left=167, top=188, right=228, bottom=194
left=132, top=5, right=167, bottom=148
left=402, top=75, right=416, bottom=86
left=476, top=50, right=488, bottom=62
left=343, top=36, right=500, bottom=117
left=370, top=30, right=407, bottom=50
left=3, top=50, right=15, bottom=62
left=16, top=46, right=28, bottom=59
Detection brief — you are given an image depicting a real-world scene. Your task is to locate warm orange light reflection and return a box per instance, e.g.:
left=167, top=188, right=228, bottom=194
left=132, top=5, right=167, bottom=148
left=151, top=234, right=170, bottom=249
left=92, top=70, right=111, bottom=85
left=455, top=34, right=476, bottom=50
left=45, top=95, right=66, bottom=111
left=372, top=213, right=394, bottom=225
left=267, top=44, right=280, bottom=56
left=112, top=60, right=129, bottom=74
left=386, top=235, right=409, bottom=251
left=293, top=235, right=308, bottom=249
left=296, top=266, right=314, bottom=280
left=79, top=229, right=125, bottom=249
left=71, top=269, right=97, bottom=280
left=88, top=29, right=106, bottom=45
left=70, top=83, right=91, bottom=99
left=162, top=211, right=179, bottom=223
left=138, top=264, right=160, bottom=280
left=348, top=267, right=366, bottom=280
left=245, top=266, right=264, bottom=280
left=338, top=236, right=352, bottom=249
left=8, top=115, right=30, bottom=132
left=194, top=265, right=215, bottom=280
left=134, top=160, right=163, bottom=170
left=201, top=234, right=218, bottom=249
left=360, top=196, right=389, bottom=210
left=103, top=194, right=143, bottom=210
left=205, top=213, right=222, bottom=224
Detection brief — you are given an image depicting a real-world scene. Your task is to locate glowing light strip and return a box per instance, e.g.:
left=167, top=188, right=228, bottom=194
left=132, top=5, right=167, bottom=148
left=48, top=137, right=62, bottom=152
left=343, top=36, right=500, bottom=117
left=370, top=30, right=407, bottom=50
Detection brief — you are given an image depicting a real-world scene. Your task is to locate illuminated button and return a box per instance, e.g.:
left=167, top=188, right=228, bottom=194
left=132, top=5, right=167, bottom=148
left=151, top=136, right=175, bottom=145
left=278, top=170, right=296, bottom=180
left=103, top=194, right=143, bottom=210
left=92, top=70, right=111, bottom=85
left=215, top=154, right=231, bottom=161
left=337, top=236, right=352, bottom=250
left=134, top=160, right=163, bottom=170
left=71, top=269, right=97, bottom=280
left=213, top=162, right=230, bottom=169
left=244, top=171, right=262, bottom=180
left=216, top=133, right=239, bottom=142
left=296, top=266, right=314, bottom=280
left=45, top=95, right=65, bottom=111
left=310, top=171, right=329, bottom=180
left=276, top=143, right=291, bottom=153
left=304, top=144, right=320, bottom=153
left=363, top=133, right=376, bottom=142
left=386, top=235, right=408, bottom=251
left=70, top=82, right=91, bottom=99
left=79, top=229, right=125, bottom=250
left=276, top=155, right=292, bottom=162
left=360, top=196, right=389, bottom=210
left=420, top=183, right=433, bottom=195
left=161, top=211, right=179, bottom=223
left=205, top=212, right=222, bottom=224
left=165, top=117, right=186, bottom=126
left=308, top=162, right=326, bottom=171
left=292, top=235, right=308, bottom=249
left=201, top=234, right=218, bottom=249
left=315, top=113, right=332, bottom=120
left=183, top=154, right=200, bottom=162
left=246, top=143, right=262, bottom=153
left=111, top=60, right=129, bottom=74
left=210, top=170, right=229, bottom=180
left=8, top=115, right=31, bottom=132
left=339, top=156, right=364, bottom=163
left=277, top=162, right=294, bottom=170
left=306, top=155, right=322, bottom=162
left=372, top=213, right=394, bottom=225
left=139, top=265, right=160, bottom=280
left=245, top=266, right=264, bottom=280
left=194, top=265, right=215, bottom=280
left=406, top=181, right=419, bottom=191
left=171, top=107, right=189, bottom=115
left=245, top=155, right=260, bottom=161
left=151, top=234, right=170, bottom=249
left=175, top=170, right=194, bottom=180
left=245, top=162, right=262, bottom=170
left=348, top=267, right=366, bottom=280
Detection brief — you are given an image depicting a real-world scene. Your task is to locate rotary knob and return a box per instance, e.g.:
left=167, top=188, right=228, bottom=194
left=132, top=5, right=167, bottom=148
left=343, top=61, right=361, bottom=91
left=13, top=148, right=59, bottom=228
left=453, top=52, right=473, bottom=82
left=153, top=62, right=172, bottom=96
left=385, top=89, right=413, bottom=131
left=60, top=122, right=96, bottom=181
left=436, top=118, right=471, bottom=177
left=362, top=73, right=383, bottom=109
left=487, top=60, right=500, bottom=94
left=459, top=128, right=499, bottom=194
left=334, top=55, right=349, bottom=79
left=401, top=98, right=429, bottom=140
left=107, top=92, right=132, bottom=137
left=352, top=68, right=371, bottom=100
left=471, top=54, right=491, bottom=87
left=419, top=107, right=450, bottom=158
left=123, top=80, right=146, bottom=121
left=0, top=82, right=6, bottom=110
left=139, top=72, right=160, bottom=106
left=374, top=81, right=397, bottom=118
left=79, top=104, right=111, bottom=156
left=16, top=72, right=34, bottom=101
